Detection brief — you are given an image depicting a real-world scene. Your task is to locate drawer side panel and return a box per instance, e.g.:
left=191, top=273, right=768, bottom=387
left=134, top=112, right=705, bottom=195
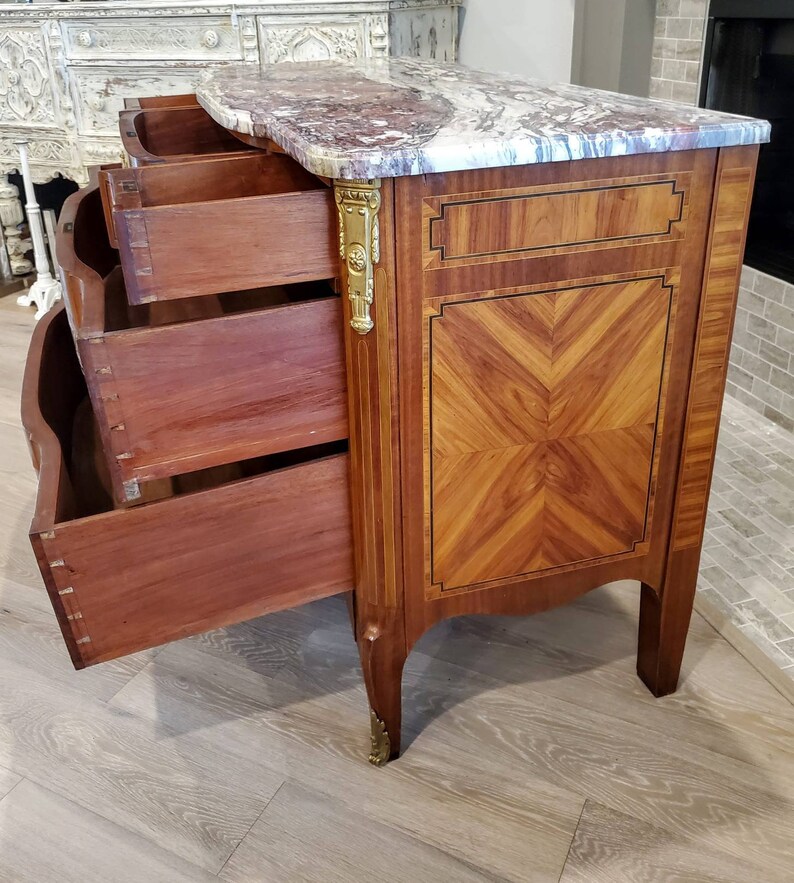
left=38, top=454, right=353, bottom=665
left=120, top=190, right=338, bottom=303
left=103, top=298, right=349, bottom=484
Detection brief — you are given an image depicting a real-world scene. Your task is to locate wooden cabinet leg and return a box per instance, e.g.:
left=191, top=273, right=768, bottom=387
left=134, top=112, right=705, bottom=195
left=637, top=148, right=757, bottom=698
left=637, top=549, right=700, bottom=697
left=336, top=179, right=407, bottom=765
left=357, top=613, right=407, bottom=765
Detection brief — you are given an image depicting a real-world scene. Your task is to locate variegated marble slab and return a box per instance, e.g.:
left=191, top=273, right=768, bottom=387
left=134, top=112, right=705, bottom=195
left=196, top=58, right=770, bottom=179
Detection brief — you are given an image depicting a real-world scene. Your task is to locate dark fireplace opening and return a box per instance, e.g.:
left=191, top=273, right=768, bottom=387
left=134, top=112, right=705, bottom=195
left=701, top=1, right=794, bottom=284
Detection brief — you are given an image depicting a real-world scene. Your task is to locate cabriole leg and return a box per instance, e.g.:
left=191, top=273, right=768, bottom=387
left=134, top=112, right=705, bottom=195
left=357, top=612, right=407, bottom=765
left=335, top=178, right=407, bottom=765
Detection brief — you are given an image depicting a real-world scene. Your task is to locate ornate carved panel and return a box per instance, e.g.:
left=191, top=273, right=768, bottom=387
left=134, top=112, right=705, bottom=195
left=79, top=140, right=125, bottom=174
left=423, top=174, right=690, bottom=270
left=425, top=274, right=677, bottom=594
left=72, top=67, right=209, bottom=136
left=64, top=18, right=241, bottom=61
left=0, top=0, right=460, bottom=262
left=389, top=7, right=458, bottom=62
left=0, top=27, right=55, bottom=126
left=238, top=15, right=259, bottom=63
left=367, top=14, right=390, bottom=57
left=258, top=17, right=365, bottom=64
left=0, top=136, right=70, bottom=167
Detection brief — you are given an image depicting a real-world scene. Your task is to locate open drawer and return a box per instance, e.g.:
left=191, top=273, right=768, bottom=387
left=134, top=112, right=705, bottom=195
left=102, top=152, right=338, bottom=303
left=22, top=305, right=354, bottom=669
left=119, top=106, right=257, bottom=167
left=123, top=93, right=200, bottom=111
left=58, top=179, right=348, bottom=504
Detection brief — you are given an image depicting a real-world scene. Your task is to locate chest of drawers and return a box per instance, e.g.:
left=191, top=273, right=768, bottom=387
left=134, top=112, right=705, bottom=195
left=23, top=60, right=769, bottom=765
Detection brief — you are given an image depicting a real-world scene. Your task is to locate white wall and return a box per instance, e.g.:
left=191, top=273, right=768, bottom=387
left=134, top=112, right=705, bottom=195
left=571, top=0, right=624, bottom=91
left=619, top=0, right=655, bottom=96
left=458, top=0, right=576, bottom=83
left=571, top=0, right=655, bottom=97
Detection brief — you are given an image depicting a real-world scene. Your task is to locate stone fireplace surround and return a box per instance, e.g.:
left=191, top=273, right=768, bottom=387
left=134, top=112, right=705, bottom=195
left=652, top=0, right=793, bottom=431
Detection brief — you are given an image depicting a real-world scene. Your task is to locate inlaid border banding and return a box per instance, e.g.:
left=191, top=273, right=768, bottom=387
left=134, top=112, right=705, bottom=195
left=425, top=175, right=688, bottom=269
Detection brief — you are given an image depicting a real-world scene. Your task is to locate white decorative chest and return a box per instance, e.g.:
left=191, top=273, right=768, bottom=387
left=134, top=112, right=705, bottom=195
left=0, top=0, right=461, bottom=273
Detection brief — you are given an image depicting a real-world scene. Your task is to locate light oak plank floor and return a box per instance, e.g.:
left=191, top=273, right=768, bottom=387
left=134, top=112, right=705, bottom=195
left=0, top=294, right=792, bottom=882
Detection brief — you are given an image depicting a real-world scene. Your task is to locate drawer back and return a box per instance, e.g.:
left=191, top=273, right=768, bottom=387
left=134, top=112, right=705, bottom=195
left=57, top=182, right=119, bottom=335
left=123, top=93, right=200, bottom=111
left=22, top=307, right=84, bottom=527
left=120, top=107, right=256, bottom=166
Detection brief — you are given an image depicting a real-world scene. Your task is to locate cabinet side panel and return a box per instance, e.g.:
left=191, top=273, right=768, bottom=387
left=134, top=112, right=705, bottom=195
left=672, top=146, right=759, bottom=553
left=397, top=151, right=717, bottom=643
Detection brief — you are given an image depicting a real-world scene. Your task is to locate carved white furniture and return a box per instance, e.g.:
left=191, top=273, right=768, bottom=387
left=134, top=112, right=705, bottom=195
left=15, top=141, right=62, bottom=319
left=0, top=0, right=461, bottom=274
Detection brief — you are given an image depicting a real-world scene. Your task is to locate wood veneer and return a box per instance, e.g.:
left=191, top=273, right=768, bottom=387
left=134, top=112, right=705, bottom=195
left=123, top=93, right=200, bottom=110
left=424, top=172, right=688, bottom=267
left=58, top=179, right=348, bottom=504
left=104, top=153, right=337, bottom=303
left=119, top=107, right=256, bottom=167
left=428, top=275, right=672, bottom=592
left=339, top=181, right=408, bottom=763
left=340, top=146, right=758, bottom=759
left=22, top=306, right=354, bottom=667
left=637, top=146, right=759, bottom=698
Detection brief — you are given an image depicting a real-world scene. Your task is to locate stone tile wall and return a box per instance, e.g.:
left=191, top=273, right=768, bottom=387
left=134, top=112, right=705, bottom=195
left=651, top=0, right=793, bottom=429
left=699, top=396, right=794, bottom=682
left=728, top=269, right=794, bottom=432
left=650, top=0, right=707, bottom=104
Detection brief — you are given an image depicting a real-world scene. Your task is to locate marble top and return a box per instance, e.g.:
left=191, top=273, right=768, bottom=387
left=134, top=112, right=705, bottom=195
left=196, top=58, right=770, bottom=180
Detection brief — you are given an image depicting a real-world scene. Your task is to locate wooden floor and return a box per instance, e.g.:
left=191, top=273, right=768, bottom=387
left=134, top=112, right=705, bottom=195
left=1, top=292, right=793, bottom=882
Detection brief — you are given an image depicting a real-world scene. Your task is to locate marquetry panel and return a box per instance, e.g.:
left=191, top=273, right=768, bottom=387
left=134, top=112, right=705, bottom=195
left=423, top=173, right=689, bottom=270
left=672, top=153, right=755, bottom=551
left=426, top=275, right=675, bottom=593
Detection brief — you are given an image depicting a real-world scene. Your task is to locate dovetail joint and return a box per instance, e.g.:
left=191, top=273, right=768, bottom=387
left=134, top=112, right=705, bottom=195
left=58, top=587, right=74, bottom=596
left=49, top=558, right=65, bottom=568
left=75, top=636, right=92, bottom=645
left=123, top=479, right=142, bottom=501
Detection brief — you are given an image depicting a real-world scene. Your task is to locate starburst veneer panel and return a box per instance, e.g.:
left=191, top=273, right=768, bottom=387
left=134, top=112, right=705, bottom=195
left=428, top=276, right=672, bottom=592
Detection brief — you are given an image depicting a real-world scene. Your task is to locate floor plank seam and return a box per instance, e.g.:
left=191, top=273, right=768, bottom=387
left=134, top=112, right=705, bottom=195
left=14, top=762, right=228, bottom=876
left=102, top=648, right=167, bottom=706
left=383, top=815, right=512, bottom=883
left=0, top=775, right=24, bottom=807
left=556, top=797, right=587, bottom=883
left=215, top=779, right=286, bottom=878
